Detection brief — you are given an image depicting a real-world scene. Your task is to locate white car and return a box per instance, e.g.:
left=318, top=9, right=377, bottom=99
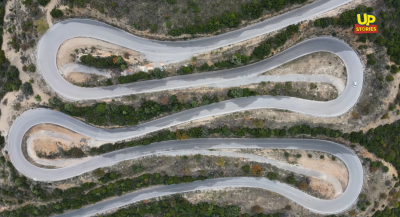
left=353, top=82, right=357, bottom=87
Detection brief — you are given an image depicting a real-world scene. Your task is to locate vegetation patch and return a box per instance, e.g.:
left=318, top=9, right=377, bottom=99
left=33, top=19, right=48, bottom=35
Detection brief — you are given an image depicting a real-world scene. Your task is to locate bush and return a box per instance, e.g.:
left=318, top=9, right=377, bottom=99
left=167, top=0, right=177, bottom=4
left=383, top=166, right=389, bottom=173
left=216, top=158, right=225, bottom=167
left=228, top=88, right=256, bottom=98
left=242, top=1, right=263, bottom=19
left=386, top=75, right=394, bottom=82
left=381, top=113, right=389, bottom=119
left=177, top=65, right=195, bottom=75
left=151, top=68, right=167, bottom=79
left=65, top=147, right=85, bottom=158
left=132, top=164, right=144, bottom=173
left=50, top=8, right=64, bottom=18
left=93, top=169, right=105, bottom=177
left=27, top=64, right=36, bottom=72
left=320, top=155, right=325, bottom=159
left=34, top=19, right=49, bottom=35
left=251, top=205, right=263, bottom=213
left=118, top=71, right=150, bottom=84
left=251, top=164, right=263, bottom=176
left=391, top=65, right=399, bottom=74
left=34, top=94, right=41, bottom=102
left=21, top=82, right=33, bottom=95
left=298, top=181, right=309, bottom=190
left=37, top=0, right=50, bottom=6
left=241, top=165, right=250, bottom=174
left=286, top=174, right=296, bottom=184
left=80, top=55, right=126, bottom=69
left=267, top=172, right=278, bottom=180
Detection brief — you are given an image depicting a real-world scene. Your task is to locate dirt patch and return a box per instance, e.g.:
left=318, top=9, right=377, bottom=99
left=57, top=37, right=143, bottom=68
left=66, top=72, right=90, bottom=83
left=309, top=177, right=336, bottom=199
left=32, top=138, right=60, bottom=155
left=265, top=51, right=347, bottom=83
left=297, top=151, right=348, bottom=189
left=27, top=124, right=90, bottom=144
left=21, top=124, right=101, bottom=168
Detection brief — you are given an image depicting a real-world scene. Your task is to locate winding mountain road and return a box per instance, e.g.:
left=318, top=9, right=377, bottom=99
left=9, top=109, right=363, bottom=215
left=38, top=0, right=356, bottom=101
left=6, top=0, right=367, bottom=215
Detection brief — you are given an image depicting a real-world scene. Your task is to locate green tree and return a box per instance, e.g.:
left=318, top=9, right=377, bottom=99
left=21, top=82, right=33, bottom=95
left=50, top=8, right=64, bottom=18
left=151, top=68, right=167, bottom=79
left=286, top=174, right=296, bottom=184
left=241, top=165, right=250, bottom=174
left=386, top=75, right=394, bottom=82
left=64, top=103, right=76, bottom=113
left=267, top=172, right=279, bottom=180
left=37, top=0, right=50, bottom=6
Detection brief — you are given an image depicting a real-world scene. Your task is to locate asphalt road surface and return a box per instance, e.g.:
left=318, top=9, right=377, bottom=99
left=38, top=0, right=355, bottom=101
left=8, top=109, right=362, bottom=215
left=7, top=0, right=365, bottom=215
left=38, top=37, right=363, bottom=118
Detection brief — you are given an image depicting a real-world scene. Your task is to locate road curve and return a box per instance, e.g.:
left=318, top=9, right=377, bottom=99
left=41, top=0, right=353, bottom=63
left=39, top=32, right=362, bottom=102
left=8, top=108, right=363, bottom=215
left=39, top=37, right=363, bottom=118
left=15, top=0, right=365, bottom=215
left=38, top=0, right=355, bottom=101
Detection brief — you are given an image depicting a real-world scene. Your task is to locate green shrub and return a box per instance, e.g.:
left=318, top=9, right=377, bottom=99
left=34, top=94, right=41, bottom=102
left=80, top=55, right=126, bottom=69
left=151, top=68, right=167, bottom=79
left=27, top=64, right=36, bottom=72
left=383, top=166, right=389, bottom=173
left=50, top=8, right=64, bottom=18
left=93, top=169, right=105, bottom=177
left=267, top=172, right=279, bottom=180
left=241, top=165, right=250, bottom=174
left=386, top=75, right=394, bottom=82
left=37, top=0, right=50, bottom=6
left=21, top=82, right=33, bottom=96
left=167, top=0, right=177, bottom=4
left=286, top=174, right=296, bottom=184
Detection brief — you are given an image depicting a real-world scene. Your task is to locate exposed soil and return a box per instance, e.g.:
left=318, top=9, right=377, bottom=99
left=57, top=37, right=143, bottom=68
left=21, top=124, right=98, bottom=168
left=66, top=72, right=90, bottom=83
left=309, top=178, right=336, bottom=199
left=265, top=51, right=347, bottom=84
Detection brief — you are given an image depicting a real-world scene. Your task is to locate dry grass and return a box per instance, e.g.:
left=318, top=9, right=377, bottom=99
left=34, top=19, right=49, bottom=35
